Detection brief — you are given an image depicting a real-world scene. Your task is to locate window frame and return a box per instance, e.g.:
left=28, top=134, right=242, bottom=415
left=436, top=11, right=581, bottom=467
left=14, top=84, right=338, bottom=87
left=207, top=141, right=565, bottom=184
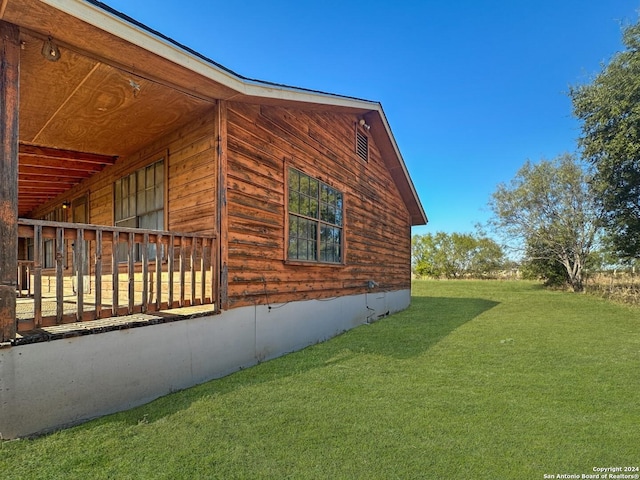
left=41, top=205, right=66, bottom=268
left=285, top=166, right=345, bottom=266
left=113, top=158, right=165, bottom=262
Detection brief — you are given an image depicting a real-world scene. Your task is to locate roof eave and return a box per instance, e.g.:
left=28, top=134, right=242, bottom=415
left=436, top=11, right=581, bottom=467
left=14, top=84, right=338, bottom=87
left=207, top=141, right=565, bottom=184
left=9, top=0, right=427, bottom=225
left=35, top=0, right=377, bottom=110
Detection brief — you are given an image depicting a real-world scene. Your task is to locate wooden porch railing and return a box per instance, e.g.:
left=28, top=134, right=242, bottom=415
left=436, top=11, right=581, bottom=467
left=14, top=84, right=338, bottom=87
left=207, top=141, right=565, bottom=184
left=16, top=219, right=218, bottom=332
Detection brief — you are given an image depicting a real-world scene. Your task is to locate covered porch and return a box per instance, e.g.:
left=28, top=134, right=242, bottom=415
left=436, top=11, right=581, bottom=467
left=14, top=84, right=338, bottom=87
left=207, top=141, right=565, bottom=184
left=0, top=7, right=227, bottom=344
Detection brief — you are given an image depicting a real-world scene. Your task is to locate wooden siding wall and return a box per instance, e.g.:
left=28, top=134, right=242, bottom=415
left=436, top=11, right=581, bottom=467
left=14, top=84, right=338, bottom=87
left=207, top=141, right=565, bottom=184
left=226, top=102, right=412, bottom=308
left=26, top=101, right=412, bottom=311
left=29, top=110, right=218, bottom=260
left=167, top=111, right=217, bottom=236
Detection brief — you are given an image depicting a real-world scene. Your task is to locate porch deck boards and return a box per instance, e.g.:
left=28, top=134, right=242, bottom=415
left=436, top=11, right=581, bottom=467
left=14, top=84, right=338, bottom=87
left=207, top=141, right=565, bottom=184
left=13, top=304, right=216, bottom=345
left=16, top=294, right=96, bottom=320
left=16, top=290, right=161, bottom=320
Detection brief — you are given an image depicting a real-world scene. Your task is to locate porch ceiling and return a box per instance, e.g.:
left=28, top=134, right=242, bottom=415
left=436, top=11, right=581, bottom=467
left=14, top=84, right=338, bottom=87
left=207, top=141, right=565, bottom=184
left=18, top=144, right=116, bottom=215
left=17, top=30, right=214, bottom=216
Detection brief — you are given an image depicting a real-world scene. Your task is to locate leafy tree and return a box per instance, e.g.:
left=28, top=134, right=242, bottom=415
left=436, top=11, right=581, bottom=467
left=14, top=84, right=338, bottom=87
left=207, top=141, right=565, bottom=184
left=570, top=21, right=640, bottom=259
left=412, top=233, right=437, bottom=277
left=589, top=234, right=640, bottom=273
left=412, top=232, right=453, bottom=278
left=472, top=236, right=507, bottom=275
left=520, top=243, right=570, bottom=287
left=488, top=154, right=602, bottom=292
left=411, top=232, right=505, bottom=278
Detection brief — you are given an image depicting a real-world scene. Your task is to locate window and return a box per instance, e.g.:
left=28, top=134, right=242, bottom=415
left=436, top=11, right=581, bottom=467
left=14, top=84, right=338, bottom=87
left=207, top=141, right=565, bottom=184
left=41, top=206, right=66, bottom=268
left=114, top=159, right=164, bottom=261
left=27, top=206, right=66, bottom=268
left=288, top=168, right=343, bottom=263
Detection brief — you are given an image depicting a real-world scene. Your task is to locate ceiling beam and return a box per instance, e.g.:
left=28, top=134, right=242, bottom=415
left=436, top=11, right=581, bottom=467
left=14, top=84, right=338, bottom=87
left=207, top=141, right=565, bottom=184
left=18, top=165, right=95, bottom=179
left=19, top=143, right=118, bottom=165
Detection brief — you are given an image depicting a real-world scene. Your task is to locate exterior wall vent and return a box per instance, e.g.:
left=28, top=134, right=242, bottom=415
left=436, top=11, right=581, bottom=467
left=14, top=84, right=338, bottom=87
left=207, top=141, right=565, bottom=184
left=356, top=130, right=369, bottom=162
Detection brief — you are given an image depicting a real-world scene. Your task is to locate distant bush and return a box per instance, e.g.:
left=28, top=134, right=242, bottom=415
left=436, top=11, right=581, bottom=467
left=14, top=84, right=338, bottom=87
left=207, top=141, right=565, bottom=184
left=411, top=232, right=506, bottom=279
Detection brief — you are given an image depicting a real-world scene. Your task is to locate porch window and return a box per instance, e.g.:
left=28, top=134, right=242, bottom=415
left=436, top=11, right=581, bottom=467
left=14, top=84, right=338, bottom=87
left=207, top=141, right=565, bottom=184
left=288, top=168, right=343, bottom=263
left=114, top=159, right=164, bottom=261
left=28, top=206, right=66, bottom=268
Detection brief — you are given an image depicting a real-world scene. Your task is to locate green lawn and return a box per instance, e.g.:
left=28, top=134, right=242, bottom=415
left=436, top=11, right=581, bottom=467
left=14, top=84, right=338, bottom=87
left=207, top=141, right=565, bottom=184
left=2, top=280, right=639, bottom=479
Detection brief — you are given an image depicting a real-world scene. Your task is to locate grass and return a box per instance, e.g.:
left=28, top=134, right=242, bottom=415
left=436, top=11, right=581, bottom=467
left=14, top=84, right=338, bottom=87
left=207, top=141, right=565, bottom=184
left=2, top=280, right=639, bottom=479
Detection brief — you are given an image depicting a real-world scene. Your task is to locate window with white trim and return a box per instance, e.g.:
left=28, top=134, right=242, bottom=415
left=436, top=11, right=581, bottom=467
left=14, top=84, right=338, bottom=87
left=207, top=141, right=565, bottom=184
left=288, top=168, right=343, bottom=263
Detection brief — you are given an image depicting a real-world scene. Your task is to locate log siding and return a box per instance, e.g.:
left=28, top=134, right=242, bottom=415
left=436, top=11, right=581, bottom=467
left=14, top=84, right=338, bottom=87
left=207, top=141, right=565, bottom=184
left=226, top=102, right=412, bottom=308
left=21, top=100, right=412, bottom=316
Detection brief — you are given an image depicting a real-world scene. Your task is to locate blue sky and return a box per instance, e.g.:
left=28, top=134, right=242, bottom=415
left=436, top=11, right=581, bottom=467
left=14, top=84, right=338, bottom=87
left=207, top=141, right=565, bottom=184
left=105, top=0, right=639, bottom=236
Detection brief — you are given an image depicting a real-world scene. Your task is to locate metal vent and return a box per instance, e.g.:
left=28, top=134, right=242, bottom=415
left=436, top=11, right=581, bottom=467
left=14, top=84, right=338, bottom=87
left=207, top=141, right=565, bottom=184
left=356, top=130, right=368, bottom=162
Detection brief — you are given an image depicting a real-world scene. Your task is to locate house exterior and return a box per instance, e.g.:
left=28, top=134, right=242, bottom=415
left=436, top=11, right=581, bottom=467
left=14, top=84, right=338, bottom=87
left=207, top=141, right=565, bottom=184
left=0, top=0, right=427, bottom=438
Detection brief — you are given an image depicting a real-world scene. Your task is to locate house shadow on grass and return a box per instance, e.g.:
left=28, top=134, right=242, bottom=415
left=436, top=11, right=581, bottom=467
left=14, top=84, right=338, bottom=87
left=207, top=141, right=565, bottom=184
left=93, top=295, right=499, bottom=429
left=349, top=296, right=500, bottom=359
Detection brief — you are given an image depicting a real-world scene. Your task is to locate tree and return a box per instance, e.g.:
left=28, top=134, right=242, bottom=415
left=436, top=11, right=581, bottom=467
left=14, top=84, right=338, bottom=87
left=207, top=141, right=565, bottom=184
left=412, top=232, right=447, bottom=278
left=488, top=154, right=602, bottom=292
left=570, top=21, right=640, bottom=259
left=411, top=231, right=505, bottom=278
left=472, top=236, right=507, bottom=275
left=520, top=243, right=571, bottom=287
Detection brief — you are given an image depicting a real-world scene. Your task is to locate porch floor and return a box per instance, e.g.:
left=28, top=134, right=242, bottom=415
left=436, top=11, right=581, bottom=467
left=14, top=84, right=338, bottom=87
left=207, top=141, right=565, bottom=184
left=13, top=303, right=216, bottom=346
left=17, top=293, right=94, bottom=320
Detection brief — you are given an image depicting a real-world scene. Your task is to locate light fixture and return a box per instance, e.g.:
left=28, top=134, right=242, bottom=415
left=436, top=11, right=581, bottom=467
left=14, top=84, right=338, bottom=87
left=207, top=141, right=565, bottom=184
left=129, top=79, right=141, bottom=98
left=62, top=201, right=71, bottom=209
left=358, top=118, right=371, bottom=131
left=41, top=37, right=61, bottom=62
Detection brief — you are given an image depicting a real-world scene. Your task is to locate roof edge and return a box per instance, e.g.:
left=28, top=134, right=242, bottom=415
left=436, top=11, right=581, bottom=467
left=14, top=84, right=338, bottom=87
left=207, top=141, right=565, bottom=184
left=38, top=0, right=377, bottom=110
left=368, top=105, right=428, bottom=225
left=36, top=0, right=427, bottom=225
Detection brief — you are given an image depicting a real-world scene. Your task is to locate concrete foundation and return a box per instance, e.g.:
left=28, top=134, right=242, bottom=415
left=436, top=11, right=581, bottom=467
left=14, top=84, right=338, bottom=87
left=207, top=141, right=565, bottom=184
left=0, top=289, right=409, bottom=439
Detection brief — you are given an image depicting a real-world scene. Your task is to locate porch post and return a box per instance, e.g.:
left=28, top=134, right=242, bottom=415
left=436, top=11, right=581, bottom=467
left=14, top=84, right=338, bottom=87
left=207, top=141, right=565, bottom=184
left=216, top=100, right=229, bottom=310
left=0, top=21, right=19, bottom=343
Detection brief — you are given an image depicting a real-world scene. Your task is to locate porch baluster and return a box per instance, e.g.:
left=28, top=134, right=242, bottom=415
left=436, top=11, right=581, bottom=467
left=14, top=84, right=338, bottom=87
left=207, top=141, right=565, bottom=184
left=179, top=236, right=186, bottom=308
left=155, top=234, right=163, bottom=311
left=190, top=237, right=197, bottom=305
left=142, top=232, right=149, bottom=313
left=112, top=230, right=119, bottom=316
left=127, top=232, right=135, bottom=314
left=55, top=227, right=64, bottom=324
left=200, top=239, right=207, bottom=305
left=95, top=229, right=102, bottom=319
left=33, top=224, right=42, bottom=328
left=75, top=227, right=84, bottom=322
left=168, top=234, right=175, bottom=308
